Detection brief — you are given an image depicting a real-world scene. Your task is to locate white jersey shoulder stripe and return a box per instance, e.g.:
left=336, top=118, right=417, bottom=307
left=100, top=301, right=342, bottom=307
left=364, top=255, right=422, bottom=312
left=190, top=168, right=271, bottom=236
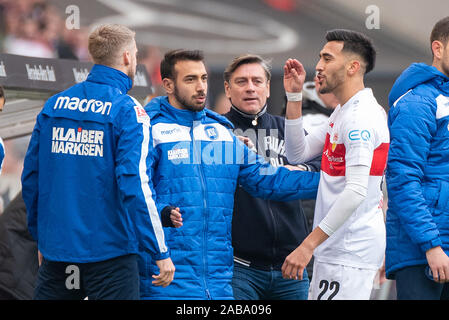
left=436, top=94, right=449, bottom=120
left=392, top=89, right=412, bottom=107
left=193, top=123, right=233, bottom=142
left=152, top=122, right=192, bottom=147
left=129, top=95, right=168, bottom=254
left=152, top=122, right=234, bottom=146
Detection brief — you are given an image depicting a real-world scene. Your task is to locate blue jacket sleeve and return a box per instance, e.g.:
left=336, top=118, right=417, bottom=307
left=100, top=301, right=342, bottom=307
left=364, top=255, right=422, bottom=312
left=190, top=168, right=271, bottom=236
left=148, top=143, right=174, bottom=227
left=386, top=94, right=442, bottom=252
left=236, top=136, right=319, bottom=201
left=303, top=155, right=322, bottom=172
left=21, top=113, right=42, bottom=242
left=114, top=102, right=169, bottom=261
left=0, top=137, right=4, bottom=173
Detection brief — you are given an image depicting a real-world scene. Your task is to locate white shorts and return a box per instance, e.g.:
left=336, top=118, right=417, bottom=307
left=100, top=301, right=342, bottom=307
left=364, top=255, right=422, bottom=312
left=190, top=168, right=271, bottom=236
left=309, top=260, right=378, bottom=300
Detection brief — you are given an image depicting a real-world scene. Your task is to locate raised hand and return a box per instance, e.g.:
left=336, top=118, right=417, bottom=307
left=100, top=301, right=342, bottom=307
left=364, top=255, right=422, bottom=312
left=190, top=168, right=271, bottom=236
left=283, top=58, right=306, bottom=93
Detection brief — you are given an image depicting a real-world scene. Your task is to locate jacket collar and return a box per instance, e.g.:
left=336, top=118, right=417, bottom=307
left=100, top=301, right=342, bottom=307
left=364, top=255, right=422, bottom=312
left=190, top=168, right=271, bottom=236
left=86, top=64, right=133, bottom=94
left=389, top=63, right=449, bottom=107
left=228, top=104, right=267, bottom=127
left=146, top=96, right=206, bottom=124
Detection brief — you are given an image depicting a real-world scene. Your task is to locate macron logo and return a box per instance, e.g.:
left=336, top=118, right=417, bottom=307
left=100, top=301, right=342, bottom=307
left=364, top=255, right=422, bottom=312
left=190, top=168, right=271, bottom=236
left=161, top=128, right=181, bottom=135
left=53, top=96, right=112, bottom=115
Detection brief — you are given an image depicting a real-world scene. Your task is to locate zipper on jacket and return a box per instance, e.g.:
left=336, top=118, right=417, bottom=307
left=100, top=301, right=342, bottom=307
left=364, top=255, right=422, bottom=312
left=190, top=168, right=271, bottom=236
left=192, top=121, right=210, bottom=299
left=200, top=166, right=210, bottom=300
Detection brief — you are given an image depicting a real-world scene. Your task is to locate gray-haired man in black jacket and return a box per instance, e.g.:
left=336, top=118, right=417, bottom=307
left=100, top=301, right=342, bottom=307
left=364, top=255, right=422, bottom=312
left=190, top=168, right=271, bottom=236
left=222, top=54, right=320, bottom=300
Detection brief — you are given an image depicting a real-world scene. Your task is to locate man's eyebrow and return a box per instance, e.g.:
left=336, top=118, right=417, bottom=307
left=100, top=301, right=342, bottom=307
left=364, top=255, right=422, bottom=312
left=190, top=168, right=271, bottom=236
left=183, top=72, right=208, bottom=79
left=183, top=74, right=200, bottom=78
left=319, top=52, right=334, bottom=59
left=234, top=75, right=264, bottom=80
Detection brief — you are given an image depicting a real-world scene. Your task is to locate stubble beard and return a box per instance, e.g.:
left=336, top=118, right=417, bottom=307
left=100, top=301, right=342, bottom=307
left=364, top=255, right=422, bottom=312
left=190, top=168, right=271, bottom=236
left=319, top=68, right=345, bottom=95
left=174, top=87, right=206, bottom=112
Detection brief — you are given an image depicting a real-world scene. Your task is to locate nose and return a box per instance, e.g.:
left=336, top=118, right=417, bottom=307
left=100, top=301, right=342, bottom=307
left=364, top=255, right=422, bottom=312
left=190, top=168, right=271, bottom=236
left=245, top=80, right=256, bottom=92
left=315, top=59, right=324, bottom=73
left=196, top=79, right=207, bottom=92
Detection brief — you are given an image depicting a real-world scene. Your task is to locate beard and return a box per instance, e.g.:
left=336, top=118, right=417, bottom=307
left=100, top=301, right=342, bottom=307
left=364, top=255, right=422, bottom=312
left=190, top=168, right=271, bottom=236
left=318, top=66, right=345, bottom=94
left=442, top=60, right=449, bottom=78
left=318, top=80, right=335, bottom=94
left=174, top=87, right=207, bottom=112
left=127, top=64, right=136, bottom=85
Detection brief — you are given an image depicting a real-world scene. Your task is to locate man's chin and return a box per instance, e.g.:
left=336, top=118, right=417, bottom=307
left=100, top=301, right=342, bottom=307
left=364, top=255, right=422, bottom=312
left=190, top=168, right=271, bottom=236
left=240, top=103, right=262, bottom=115
left=186, top=103, right=206, bottom=112
left=319, top=86, right=332, bottom=95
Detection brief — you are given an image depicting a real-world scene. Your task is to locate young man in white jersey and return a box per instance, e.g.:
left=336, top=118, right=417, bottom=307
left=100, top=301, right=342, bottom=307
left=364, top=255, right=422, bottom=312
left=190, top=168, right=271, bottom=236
left=281, top=29, right=389, bottom=300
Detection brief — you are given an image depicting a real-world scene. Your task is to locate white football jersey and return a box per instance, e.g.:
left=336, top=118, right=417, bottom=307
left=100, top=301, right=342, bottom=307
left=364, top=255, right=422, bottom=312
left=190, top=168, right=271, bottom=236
left=309, top=88, right=389, bottom=270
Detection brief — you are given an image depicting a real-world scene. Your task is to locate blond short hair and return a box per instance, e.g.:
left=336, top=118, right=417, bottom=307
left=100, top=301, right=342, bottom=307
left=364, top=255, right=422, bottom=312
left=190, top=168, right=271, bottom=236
left=88, top=24, right=135, bottom=66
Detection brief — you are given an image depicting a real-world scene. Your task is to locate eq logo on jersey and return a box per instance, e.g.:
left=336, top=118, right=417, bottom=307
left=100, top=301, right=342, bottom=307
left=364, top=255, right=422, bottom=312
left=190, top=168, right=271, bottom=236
left=204, top=125, right=219, bottom=140
left=348, top=129, right=371, bottom=141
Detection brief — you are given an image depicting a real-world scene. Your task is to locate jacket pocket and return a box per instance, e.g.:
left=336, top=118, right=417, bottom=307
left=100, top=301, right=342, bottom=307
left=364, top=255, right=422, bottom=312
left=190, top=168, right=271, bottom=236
left=436, top=180, right=449, bottom=212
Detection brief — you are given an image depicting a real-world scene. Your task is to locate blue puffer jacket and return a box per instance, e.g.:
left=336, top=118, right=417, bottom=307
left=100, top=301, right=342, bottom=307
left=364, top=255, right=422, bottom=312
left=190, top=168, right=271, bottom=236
left=386, top=63, right=449, bottom=278
left=139, top=96, right=319, bottom=299
left=21, top=65, right=169, bottom=263
left=0, top=137, right=4, bottom=173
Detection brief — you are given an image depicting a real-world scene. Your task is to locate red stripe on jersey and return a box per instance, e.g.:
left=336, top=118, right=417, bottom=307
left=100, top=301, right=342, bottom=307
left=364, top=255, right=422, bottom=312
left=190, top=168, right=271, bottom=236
left=321, top=133, right=346, bottom=176
left=320, top=134, right=389, bottom=177
left=369, top=143, right=389, bottom=176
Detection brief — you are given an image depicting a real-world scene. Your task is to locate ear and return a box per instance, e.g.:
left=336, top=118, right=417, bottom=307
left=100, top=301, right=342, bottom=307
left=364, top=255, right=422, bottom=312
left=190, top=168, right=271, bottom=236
left=123, top=50, right=131, bottom=66
left=432, top=40, right=444, bottom=60
left=162, top=78, right=175, bottom=94
left=224, top=81, right=231, bottom=98
left=347, top=60, right=361, bottom=76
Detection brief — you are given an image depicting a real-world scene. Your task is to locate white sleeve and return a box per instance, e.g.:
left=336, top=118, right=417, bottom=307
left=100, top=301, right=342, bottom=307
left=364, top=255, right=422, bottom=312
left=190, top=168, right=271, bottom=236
left=284, top=117, right=327, bottom=164
left=318, top=164, right=370, bottom=236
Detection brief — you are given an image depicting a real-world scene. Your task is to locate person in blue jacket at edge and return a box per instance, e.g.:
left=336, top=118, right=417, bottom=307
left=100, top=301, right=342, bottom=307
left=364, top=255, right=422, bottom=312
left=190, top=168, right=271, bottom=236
left=139, top=49, right=320, bottom=300
left=21, top=24, right=175, bottom=300
left=386, top=16, right=449, bottom=299
left=0, top=86, right=5, bottom=173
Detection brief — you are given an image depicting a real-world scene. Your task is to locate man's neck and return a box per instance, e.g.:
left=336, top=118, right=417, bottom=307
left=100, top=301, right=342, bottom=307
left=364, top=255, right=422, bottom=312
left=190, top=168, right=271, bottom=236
left=334, top=78, right=365, bottom=106
left=432, top=61, right=449, bottom=78
left=167, top=96, right=185, bottom=110
left=107, top=63, right=127, bottom=75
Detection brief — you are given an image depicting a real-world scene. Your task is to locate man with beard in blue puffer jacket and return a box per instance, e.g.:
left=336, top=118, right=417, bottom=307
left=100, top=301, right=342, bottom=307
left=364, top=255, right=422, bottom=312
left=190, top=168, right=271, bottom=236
left=139, top=49, right=320, bottom=300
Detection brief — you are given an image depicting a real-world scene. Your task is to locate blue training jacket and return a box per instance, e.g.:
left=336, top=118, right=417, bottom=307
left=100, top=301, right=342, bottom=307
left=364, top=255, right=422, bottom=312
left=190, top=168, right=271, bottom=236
left=0, top=137, right=4, bottom=173
left=386, top=63, right=449, bottom=278
left=139, top=96, right=319, bottom=300
left=21, top=64, right=169, bottom=263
